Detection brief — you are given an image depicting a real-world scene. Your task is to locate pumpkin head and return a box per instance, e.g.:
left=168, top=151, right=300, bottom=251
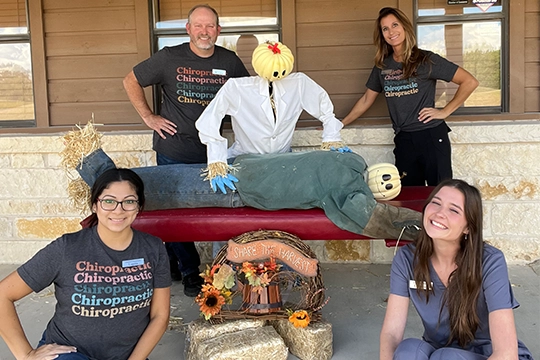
left=252, top=41, right=294, bottom=81
left=367, top=163, right=401, bottom=200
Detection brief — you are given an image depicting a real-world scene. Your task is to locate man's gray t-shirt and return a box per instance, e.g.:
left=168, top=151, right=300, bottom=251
left=134, top=44, right=249, bottom=164
left=366, top=50, right=458, bottom=134
left=18, top=227, right=171, bottom=360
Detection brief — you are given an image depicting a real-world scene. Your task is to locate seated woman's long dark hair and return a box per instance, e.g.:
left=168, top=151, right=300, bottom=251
left=86, top=168, right=145, bottom=227
left=413, top=179, right=484, bottom=347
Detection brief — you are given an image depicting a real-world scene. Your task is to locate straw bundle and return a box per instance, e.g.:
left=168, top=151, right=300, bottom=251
left=59, top=119, right=103, bottom=214
left=193, top=326, right=288, bottom=360
left=272, top=318, right=333, bottom=360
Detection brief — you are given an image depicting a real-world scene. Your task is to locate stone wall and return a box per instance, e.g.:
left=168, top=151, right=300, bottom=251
left=1, top=120, right=539, bottom=264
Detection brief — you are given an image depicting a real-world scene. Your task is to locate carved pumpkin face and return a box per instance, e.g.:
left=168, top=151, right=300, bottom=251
left=367, top=163, right=401, bottom=200
left=252, top=41, right=294, bottom=81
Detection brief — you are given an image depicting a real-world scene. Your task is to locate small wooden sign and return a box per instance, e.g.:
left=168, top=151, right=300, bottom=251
left=227, top=239, right=319, bottom=277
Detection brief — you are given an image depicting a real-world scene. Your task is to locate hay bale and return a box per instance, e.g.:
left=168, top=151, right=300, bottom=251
left=194, top=326, right=288, bottom=360
left=271, top=318, right=333, bottom=360
left=185, top=318, right=266, bottom=360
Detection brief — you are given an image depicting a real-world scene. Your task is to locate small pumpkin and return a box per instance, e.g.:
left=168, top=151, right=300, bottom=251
left=288, top=310, right=311, bottom=328
left=252, top=41, right=294, bottom=82
left=367, top=163, right=401, bottom=200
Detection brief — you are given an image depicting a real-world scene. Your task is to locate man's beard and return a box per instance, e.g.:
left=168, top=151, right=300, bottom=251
left=194, top=37, right=215, bottom=50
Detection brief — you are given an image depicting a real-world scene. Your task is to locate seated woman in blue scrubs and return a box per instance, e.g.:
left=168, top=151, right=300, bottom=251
left=380, top=179, right=533, bottom=359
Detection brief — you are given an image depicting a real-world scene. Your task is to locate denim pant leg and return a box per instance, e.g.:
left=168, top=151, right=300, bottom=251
left=77, top=150, right=245, bottom=211
left=393, top=338, right=435, bottom=360
left=37, top=331, right=90, bottom=360
left=76, top=149, right=117, bottom=188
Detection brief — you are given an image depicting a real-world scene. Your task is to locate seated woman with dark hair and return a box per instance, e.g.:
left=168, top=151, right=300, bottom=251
left=0, top=168, right=171, bottom=360
left=380, top=179, right=533, bottom=360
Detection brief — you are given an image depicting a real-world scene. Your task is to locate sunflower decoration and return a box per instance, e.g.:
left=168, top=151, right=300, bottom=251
left=195, top=284, right=226, bottom=320
left=196, top=264, right=236, bottom=319
left=287, top=309, right=311, bottom=328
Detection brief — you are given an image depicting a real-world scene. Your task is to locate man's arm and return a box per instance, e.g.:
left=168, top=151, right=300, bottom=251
left=123, top=71, right=177, bottom=139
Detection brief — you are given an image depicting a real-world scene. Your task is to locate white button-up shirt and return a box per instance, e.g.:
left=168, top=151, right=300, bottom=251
left=195, top=73, right=344, bottom=164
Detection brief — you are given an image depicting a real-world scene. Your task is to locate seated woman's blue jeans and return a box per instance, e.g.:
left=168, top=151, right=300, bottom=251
left=37, top=332, right=90, bottom=360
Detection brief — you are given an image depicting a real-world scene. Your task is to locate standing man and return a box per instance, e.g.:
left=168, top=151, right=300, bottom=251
left=123, top=4, right=250, bottom=297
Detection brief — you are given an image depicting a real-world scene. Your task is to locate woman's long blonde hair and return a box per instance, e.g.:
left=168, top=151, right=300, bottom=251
left=373, top=7, right=430, bottom=79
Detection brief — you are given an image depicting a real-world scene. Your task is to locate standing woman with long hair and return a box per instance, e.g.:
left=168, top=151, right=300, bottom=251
left=380, top=179, right=533, bottom=359
left=342, top=7, right=479, bottom=186
left=0, top=168, right=171, bottom=360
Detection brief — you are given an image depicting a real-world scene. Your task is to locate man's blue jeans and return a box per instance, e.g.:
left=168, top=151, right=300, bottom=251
left=77, top=149, right=244, bottom=276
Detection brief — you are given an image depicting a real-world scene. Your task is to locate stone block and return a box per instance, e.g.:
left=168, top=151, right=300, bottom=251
left=325, top=240, right=370, bottom=262
left=371, top=239, right=395, bottom=264
left=0, top=154, right=10, bottom=168
left=0, top=169, right=68, bottom=198
left=16, top=218, right=81, bottom=239
left=0, top=200, right=39, bottom=215
left=491, top=202, right=540, bottom=236
left=487, top=237, right=540, bottom=263
left=0, top=218, right=12, bottom=238
left=102, top=132, right=152, bottom=152
left=272, top=318, right=333, bottom=360
left=0, top=136, right=61, bottom=153
left=47, top=153, right=63, bottom=168
left=193, top=326, right=288, bottom=360
left=11, top=154, right=45, bottom=168
left=110, top=152, right=144, bottom=169
left=40, top=200, right=81, bottom=216
left=453, top=144, right=540, bottom=177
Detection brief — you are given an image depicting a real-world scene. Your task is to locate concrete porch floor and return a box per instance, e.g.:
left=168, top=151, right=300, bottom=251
left=0, top=262, right=538, bottom=360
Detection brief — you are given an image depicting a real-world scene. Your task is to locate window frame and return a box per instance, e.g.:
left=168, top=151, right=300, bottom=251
left=0, top=0, right=35, bottom=128
left=413, top=0, right=509, bottom=114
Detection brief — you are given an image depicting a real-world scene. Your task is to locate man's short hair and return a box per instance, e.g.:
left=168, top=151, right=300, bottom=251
left=187, top=4, right=220, bottom=26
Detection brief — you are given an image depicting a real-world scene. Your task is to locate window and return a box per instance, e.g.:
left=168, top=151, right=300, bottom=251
left=0, top=0, right=34, bottom=127
left=416, top=0, right=506, bottom=113
left=152, top=0, right=280, bottom=73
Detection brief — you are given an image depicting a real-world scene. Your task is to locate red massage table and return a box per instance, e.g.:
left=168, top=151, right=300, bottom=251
left=82, top=186, right=434, bottom=247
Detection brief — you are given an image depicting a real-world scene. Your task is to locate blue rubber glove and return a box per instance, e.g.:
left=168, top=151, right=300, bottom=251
left=210, top=173, right=239, bottom=194
left=330, top=146, right=353, bottom=153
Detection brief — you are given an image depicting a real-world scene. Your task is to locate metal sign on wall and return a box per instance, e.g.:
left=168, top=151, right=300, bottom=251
left=472, top=0, right=497, bottom=12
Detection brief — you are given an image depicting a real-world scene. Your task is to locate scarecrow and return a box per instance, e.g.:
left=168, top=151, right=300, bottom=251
left=195, top=41, right=351, bottom=194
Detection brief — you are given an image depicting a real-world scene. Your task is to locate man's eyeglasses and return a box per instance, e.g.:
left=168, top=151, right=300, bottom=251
left=97, top=198, right=139, bottom=211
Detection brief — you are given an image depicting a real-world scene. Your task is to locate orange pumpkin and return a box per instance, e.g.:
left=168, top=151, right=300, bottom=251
left=288, top=310, right=311, bottom=328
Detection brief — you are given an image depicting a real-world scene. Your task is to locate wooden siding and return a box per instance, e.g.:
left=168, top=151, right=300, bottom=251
left=42, top=0, right=144, bottom=126
left=2, top=0, right=539, bottom=133
left=158, top=0, right=276, bottom=21
left=525, top=0, right=539, bottom=112
left=294, top=0, right=398, bottom=120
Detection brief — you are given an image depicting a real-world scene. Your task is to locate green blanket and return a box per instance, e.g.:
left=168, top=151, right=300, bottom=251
left=235, top=151, right=377, bottom=235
